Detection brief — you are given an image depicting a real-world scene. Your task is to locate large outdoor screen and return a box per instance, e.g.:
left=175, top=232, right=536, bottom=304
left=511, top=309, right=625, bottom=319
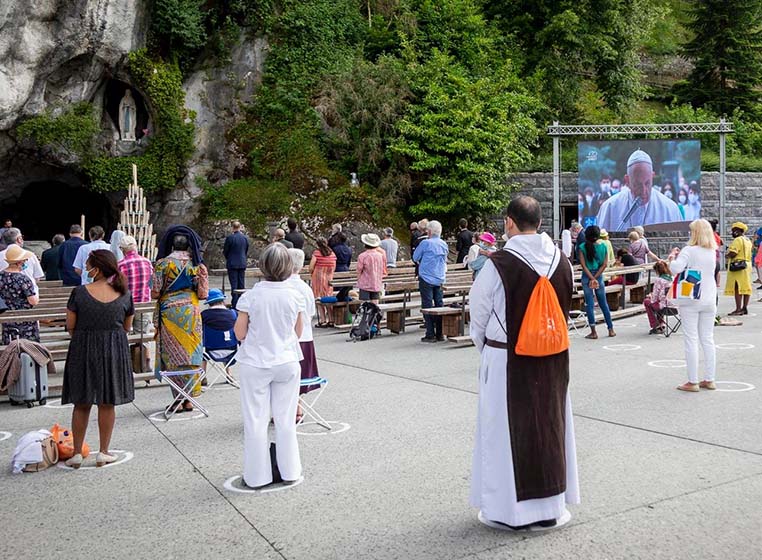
left=577, top=139, right=701, bottom=231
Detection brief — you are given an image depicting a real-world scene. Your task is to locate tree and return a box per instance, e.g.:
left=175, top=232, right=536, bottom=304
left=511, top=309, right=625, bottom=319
left=482, top=0, right=648, bottom=118
left=675, top=0, right=762, bottom=114
left=389, top=52, right=542, bottom=219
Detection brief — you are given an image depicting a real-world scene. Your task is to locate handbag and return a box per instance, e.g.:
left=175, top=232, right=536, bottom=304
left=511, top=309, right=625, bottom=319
left=729, top=260, right=747, bottom=271
left=671, top=269, right=702, bottom=300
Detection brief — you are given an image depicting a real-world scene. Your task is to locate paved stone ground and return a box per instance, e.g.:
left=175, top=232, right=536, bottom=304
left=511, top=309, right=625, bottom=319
left=2, top=285, right=761, bottom=559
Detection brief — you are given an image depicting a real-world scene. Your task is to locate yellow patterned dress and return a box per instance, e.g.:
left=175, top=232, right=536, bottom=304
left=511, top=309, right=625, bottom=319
left=724, top=236, right=753, bottom=296
left=152, top=251, right=209, bottom=397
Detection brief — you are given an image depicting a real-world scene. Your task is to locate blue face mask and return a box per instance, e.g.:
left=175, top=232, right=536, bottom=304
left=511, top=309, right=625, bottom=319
left=20, top=262, right=28, bottom=271
left=83, top=268, right=97, bottom=284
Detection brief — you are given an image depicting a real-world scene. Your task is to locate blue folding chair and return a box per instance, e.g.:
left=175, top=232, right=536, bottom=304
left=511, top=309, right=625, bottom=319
left=203, top=324, right=240, bottom=389
left=298, top=376, right=330, bottom=430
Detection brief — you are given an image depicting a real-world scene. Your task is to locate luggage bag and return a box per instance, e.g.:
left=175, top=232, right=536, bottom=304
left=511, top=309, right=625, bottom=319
left=9, top=352, right=48, bottom=408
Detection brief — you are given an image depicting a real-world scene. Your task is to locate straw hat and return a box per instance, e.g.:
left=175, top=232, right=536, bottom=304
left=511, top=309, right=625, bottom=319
left=4, top=245, right=33, bottom=264
left=731, top=222, right=748, bottom=233
left=361, top=233, right=381, bottom=248
left=599, top=228, right=609, bottom=239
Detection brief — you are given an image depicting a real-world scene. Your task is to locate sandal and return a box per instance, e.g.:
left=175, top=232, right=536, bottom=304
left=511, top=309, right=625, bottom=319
left=608, top=329, right=616, bottom=337
left=585, top=332, right=598, bottom=339
left=676, top=382, right=700, bottom=392
left=699, top=381, right=716, bottom=390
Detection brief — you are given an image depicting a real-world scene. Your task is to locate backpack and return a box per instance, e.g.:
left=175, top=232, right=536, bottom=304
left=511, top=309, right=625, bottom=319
left=348, top=302, right=382, bottom=342
left=508, top=250, right=569, bottom=357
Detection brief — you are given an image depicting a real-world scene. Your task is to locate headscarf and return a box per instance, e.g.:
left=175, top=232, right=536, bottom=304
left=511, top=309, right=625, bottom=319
left=109, top=230, right=126, bottom=262
left=156, top=225, right=204, bottom=265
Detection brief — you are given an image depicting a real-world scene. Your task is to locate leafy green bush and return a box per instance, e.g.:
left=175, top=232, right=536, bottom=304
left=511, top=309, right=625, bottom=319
left=201, top=177, right=292, bottom=233
left=17, top=102, right=99, bottom=159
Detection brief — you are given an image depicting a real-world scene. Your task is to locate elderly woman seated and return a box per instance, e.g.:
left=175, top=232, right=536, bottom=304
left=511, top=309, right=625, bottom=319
left=644, top=260, right=674, bottom=335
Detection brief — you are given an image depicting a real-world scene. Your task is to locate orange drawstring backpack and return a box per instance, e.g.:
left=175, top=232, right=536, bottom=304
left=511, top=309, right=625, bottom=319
left=509, top=250, right=569, bottom=357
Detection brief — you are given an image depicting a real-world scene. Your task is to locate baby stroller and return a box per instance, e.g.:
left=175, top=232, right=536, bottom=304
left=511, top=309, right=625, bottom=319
left=348, top=302, right=382, bottom=342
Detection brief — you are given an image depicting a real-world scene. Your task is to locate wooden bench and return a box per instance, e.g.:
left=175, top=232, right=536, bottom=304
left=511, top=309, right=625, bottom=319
left=420, top=305, right=470, bottom=337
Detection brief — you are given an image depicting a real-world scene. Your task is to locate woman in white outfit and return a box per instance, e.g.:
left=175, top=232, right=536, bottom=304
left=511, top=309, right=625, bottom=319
left=234, top=243, right=305, bottom=488
left=667, top=219, right=717, bottom=392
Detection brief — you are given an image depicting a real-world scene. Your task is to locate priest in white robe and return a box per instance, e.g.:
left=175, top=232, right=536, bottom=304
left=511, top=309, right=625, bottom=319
left=470, top=195, right=580, bottom=531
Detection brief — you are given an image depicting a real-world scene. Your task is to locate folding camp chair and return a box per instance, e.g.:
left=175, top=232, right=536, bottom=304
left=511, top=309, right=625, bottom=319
left=656, top=306, right=681, bottom=338
left=202, top=324, right=240, bottom=389
left=160, top=368, right=208, bottom=420
left=297, top=377, right=330, bottom=430
left=568, top=309, right=587, bottom=337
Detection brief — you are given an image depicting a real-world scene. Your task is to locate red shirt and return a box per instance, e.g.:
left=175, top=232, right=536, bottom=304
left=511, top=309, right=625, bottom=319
left=118, top=250, right=154, bottom=303
left=357, top=248, right=387, bottom=292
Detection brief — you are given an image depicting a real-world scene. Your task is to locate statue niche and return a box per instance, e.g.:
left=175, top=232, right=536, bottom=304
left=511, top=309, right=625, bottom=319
left=118, top=89, right=137, bottom=141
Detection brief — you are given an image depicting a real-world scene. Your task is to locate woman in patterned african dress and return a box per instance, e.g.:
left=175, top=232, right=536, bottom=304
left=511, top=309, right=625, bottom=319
left=152, top=227, right=208, bottom=413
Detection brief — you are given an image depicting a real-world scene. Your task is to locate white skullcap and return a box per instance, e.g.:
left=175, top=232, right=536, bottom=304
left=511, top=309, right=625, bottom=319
left=627, top=149, right=653, bottom=169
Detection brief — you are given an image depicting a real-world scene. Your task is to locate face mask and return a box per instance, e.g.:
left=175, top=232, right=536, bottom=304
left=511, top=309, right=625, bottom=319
left=688, top=193, right=698, bottom=204
left=601, top=183, right=610, bottom=193
left=665, top=190, right=673, bottom=199
left=20, top=262, right=28, bottom=271
left=612, top=186, right=620, bottom=194
left=678, top=195, right=687, bottom=204
left=585, top=195, right=593, bottom=205
left=578, top=201, right=585, bottom=211
left=84, top=268, right=97, bottom=284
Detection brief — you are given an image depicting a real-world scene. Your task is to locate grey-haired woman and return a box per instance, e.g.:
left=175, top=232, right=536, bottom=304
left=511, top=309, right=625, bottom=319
left=234, top=243, right=306, bottom=488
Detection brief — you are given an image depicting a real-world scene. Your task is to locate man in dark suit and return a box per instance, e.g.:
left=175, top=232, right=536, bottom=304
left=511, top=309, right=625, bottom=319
left=223, top=221, right=249, bottom=308
left=455, top=218, right=473, bottom=264
left=58, top=225, right=87, bottom=286
left=284, top=217, right=305, bottom=249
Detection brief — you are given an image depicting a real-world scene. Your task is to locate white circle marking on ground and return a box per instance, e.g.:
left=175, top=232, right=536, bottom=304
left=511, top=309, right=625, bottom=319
left=296, top=421, right=351, bottom=436
left=715, top=343, right=755, bottom=350
left=223, top=475, right=304, bottom=494
left=714, top=381, right=755, bottom=392
left=56, top=450, right=134, bottom=470
left=44, top=399, right=73, bottom=409
left=648, top=359, right=686, bottom=368
left=612, top=323, right=638, bottom=329
left=603, top=344, right=642, bottom=352
left=148, top=410, right=205, bottom=423
left=0, top=431, right=12, bottom=442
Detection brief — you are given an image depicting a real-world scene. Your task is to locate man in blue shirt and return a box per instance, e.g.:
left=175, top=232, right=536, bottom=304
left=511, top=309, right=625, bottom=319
left=58, top=225, right=88, bottom=286
left=413, top=220, right=448, bottom=342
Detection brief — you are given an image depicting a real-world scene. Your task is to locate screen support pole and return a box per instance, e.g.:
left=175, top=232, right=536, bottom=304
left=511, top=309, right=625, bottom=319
left=719, top=117, right=727, bottom=267
left=552, top=121, right=561, bottom=241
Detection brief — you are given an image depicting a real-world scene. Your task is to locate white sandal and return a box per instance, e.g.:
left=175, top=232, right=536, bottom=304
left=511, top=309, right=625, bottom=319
left=96, top=452, right=118, bottom=467
left=65, top=453, right=84, bottom=469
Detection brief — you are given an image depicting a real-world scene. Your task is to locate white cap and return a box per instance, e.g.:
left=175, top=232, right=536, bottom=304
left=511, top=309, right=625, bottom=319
left=627, top=149, right=653, bottom=169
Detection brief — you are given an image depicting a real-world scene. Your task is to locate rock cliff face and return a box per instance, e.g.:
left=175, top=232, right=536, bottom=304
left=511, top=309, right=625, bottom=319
left=0, top=1, right=266, bottom=239
left=0, top=0, right=149, bottom=233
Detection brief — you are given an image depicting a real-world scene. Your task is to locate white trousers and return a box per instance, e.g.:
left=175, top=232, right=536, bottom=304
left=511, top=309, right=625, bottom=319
left=679, top=303, right=716, bottom=384
left=239, top=361, right=302, bottom=487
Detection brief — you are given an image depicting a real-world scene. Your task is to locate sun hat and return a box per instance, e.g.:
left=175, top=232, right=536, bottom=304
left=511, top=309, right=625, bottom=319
left=206, top=288, right=226, bottom=305
left=479, top=232, right=496, bottom=245
left=4, top=245, right=33, bottom=264
left=599, top=229, right=609, bottom=239
left=731, top=222, right=748, bottom=233
left=361, top=233, right=381, bottom=248
left=119, top=235, right=138, bottom=249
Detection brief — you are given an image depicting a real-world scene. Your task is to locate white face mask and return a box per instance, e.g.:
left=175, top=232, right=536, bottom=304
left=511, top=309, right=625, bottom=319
left=665, top=190, right=673, bottom=199
left=679, top=195, right=687, bottom=204
left=585, top=195, right=593, bottom=205
left=600, top=183, right=610, bottom=193
left=688, top=193, right=698, bottom=204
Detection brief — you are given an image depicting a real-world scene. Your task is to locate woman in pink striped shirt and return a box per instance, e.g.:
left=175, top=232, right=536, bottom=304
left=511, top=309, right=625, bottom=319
left=356, top=233, right=387, bottom=304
